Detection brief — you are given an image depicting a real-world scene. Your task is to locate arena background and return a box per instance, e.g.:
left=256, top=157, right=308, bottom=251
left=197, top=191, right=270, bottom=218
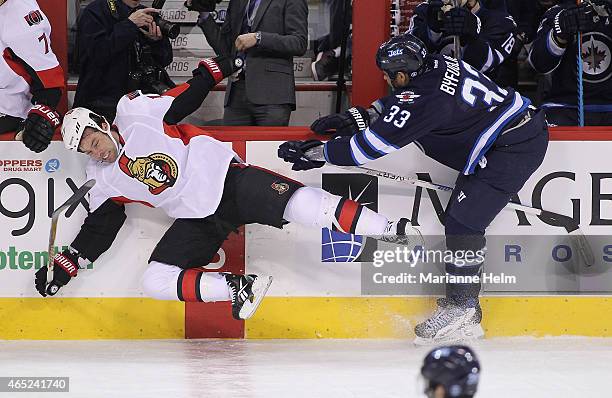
left=1, top=0, right=612, bottom=341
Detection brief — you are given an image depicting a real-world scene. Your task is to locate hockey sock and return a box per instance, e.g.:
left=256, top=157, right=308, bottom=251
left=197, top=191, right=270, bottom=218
left=142, top=261, right=231, bottom=302
left=444, top=215, right=486, bottom=307
left=283, top=187, right=388, bottom=235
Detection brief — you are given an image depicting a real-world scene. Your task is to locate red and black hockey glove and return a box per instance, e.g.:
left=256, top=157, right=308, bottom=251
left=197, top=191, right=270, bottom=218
left=278, top=140, right=326, bottom=171
left=310, top=106, right=370, bottom=137
left=35, top=250, right=79, bottom=297
left=22, top=104, right=61, bottom=153
left=193, top=56, right=239, bottom=85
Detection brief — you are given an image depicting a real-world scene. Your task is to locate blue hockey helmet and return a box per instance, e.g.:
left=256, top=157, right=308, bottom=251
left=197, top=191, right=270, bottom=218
left=376, top=34, right=428, bottom=79
left=421, top=345, right=480, bottom=398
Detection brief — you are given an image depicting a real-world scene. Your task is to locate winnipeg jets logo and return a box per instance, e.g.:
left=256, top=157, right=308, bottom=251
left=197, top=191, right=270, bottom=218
left=388, top=49, right=404, bottom=57
left=581, top=32, right=612, bottom=83
left=396, top=90, right=420, bottom=104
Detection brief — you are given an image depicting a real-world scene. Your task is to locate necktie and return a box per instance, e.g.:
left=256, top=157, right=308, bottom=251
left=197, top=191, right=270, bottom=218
left=241, top=0, right=259, bottom=34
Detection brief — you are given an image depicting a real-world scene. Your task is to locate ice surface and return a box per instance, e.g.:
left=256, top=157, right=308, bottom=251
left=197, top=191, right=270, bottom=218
left=1, top=338, right=611, bottom=397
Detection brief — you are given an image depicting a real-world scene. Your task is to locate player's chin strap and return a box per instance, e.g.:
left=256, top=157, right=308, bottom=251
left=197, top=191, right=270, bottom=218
left=100, top=123, right=121, bottom=159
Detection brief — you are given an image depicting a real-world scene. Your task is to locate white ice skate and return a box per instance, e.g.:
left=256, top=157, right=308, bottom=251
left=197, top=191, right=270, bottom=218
left=224, top=273, right=273, bottom=320
left=413, top=298, right=484, bottom=346
left=379, top=218, right=424, bottom=247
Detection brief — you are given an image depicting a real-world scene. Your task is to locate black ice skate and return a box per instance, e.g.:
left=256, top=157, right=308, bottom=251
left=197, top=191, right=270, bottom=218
left=414, top=298, right=484, bottom=346
left=224, top=273, right=273, bottom=320
left=378, top=218, right=424, bottom=247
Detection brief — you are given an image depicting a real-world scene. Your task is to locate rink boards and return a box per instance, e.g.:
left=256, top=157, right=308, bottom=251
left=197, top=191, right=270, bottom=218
left=1, top=130, right=612, bottom=339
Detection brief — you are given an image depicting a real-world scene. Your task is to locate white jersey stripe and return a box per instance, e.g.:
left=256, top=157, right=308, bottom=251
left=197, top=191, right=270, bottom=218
left=463, top=92, right=526, bottom=175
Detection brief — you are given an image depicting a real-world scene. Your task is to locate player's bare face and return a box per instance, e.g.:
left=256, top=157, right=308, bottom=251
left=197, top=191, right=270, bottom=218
left=79, top=128, right=118, bottom=163
left=384, top=72, right=409, bottom=89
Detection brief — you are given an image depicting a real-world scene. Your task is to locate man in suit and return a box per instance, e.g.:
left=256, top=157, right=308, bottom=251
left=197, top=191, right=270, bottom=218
left=189, top=0, right=308, bottom=126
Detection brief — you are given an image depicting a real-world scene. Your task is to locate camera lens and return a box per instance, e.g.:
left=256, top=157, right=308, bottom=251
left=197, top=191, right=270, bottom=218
left=155, top=16, right=180, bottom=39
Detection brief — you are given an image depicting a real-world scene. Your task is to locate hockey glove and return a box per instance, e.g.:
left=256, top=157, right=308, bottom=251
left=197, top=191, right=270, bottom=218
left=278, top=140, right=326, bottom=171
left=193, top=56, right=238, bottom=85
left=442, top=7, right=481, bottom=44
left=426, top=1, right=445, bottom=33
left=310, top=106, right=370, bottom=137
left=22, top=104, right=61, bottom=153
left=553, top=3, right=597, bottom=42
left=184, top=0, right=222, bottom=12
left=35, top=250, right=79, bottom=297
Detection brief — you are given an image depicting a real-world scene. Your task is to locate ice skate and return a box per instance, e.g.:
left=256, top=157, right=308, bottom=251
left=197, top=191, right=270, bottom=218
left=414, top=298, right=484, bottom=346
left=224, top=273, right=273, bottom=320
left=378, top=218, right=424, bottom=247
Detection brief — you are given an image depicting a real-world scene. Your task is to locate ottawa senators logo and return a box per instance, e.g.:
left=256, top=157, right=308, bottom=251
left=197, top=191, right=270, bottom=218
left=271, top=181, right=290, bottom=195
left=24, top=10, right=44, bottom=26
left=119, top=152, right=178, bottom=195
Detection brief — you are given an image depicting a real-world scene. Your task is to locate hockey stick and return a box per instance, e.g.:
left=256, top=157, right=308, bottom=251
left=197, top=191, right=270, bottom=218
left=331, top=165, right=595, bottom=266
left=577, top=0, right=585, bottom=126
left=46, top=179, right=96, bottom=289
left=451, top=0, right=461, bottom=59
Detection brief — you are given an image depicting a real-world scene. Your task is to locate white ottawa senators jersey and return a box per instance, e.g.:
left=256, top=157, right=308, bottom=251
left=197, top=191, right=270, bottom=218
left=85, top=92, right=239, bottom=219
left=0, top=0, right=63, bottom=118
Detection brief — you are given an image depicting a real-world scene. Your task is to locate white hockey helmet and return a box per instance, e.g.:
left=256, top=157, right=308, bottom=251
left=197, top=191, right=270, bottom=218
left=61, top=107, right=117, bottom=152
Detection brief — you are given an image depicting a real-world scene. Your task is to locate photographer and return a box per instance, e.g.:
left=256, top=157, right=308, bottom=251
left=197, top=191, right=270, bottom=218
left=74, top=0, right=173, bottom=121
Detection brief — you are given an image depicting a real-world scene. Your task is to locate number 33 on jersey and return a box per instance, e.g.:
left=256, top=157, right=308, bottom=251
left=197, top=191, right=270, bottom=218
left=324, top=53, right=531, bottom=175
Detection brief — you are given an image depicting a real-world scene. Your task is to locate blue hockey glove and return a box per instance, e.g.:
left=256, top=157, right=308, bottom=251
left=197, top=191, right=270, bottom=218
left=443, top=7, right=481, bottom=43
left=310, top=106, right=369, bottom=137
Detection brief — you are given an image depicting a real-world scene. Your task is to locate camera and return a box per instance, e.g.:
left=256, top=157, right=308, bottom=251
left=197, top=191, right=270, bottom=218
left=128, top=39, right=176, bottom=95
left=133, top=0, right=180, bottom=39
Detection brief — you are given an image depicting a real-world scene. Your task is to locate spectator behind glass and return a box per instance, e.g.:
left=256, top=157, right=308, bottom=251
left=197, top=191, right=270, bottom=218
left=529, top=0, right=612, bottom=125
left=73, top=0, right=173, bottom=122
left=311, top=0, right=351, bottom=82
left=407, top=0, right=516, bottom=83
left=191, top=0, right=308, bottom=126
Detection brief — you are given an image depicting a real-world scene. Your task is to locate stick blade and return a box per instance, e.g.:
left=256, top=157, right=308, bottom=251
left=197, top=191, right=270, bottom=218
left=568, top=230, right=595, bottom=267
left=51, top=179, right=96, bottom=218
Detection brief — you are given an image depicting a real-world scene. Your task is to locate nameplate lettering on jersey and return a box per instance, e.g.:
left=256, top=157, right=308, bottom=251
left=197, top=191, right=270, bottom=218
left=440, top=55, right=461, bottom=96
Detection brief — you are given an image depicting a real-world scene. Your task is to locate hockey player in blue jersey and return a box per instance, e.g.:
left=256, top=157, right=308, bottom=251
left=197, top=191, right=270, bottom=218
left=407, top=0, right=517, bottom=80
left=278, top=34, right=549, bottom=344
left=529, top=0, right=612, bottom=125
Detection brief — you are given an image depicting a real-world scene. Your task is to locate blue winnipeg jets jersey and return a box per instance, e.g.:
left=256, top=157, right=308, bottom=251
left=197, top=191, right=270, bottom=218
left=529, top=3, right=612, bottom=109
left=323, top=54, right=531, bottom=175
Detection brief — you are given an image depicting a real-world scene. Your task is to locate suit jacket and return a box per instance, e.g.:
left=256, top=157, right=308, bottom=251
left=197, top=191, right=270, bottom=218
left=200, top=0, right=308, bottom=108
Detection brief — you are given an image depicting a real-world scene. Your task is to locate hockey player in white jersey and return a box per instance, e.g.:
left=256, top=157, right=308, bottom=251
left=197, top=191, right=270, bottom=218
left=0, top=0, right=64, bottom=153
left=34, top=56, right=418, bottom=320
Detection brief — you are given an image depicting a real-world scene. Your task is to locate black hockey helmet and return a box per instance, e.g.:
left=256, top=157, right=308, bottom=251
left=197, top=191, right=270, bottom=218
left=421, top=345, right=480, bottom=398
left=376, top=34, right=428, bottom=80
